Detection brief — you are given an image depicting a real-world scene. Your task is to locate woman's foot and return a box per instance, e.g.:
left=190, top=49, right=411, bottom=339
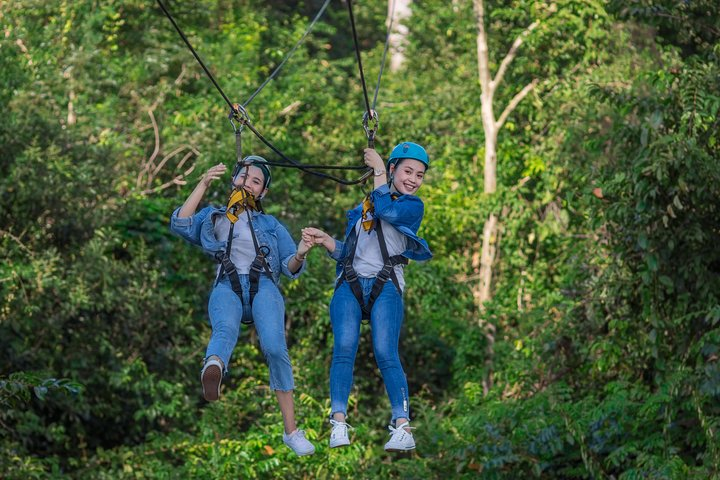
left=283, top=429, right=315, bottom=456
left=200, top=357, right=223, bottom=402
left=384, top=421, right=415, bottom=452
left=329, top=419, right=352, bottom=448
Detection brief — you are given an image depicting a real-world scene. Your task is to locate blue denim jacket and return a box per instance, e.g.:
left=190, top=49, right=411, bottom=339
left=170, top=206, right=305, bottom=285
left=329, top=184, right=432, bottom=269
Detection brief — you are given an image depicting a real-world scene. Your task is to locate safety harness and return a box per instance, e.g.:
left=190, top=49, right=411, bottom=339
left=336, top=195, right=409, bottom=321
left=214, top=188, right=271, bottom=325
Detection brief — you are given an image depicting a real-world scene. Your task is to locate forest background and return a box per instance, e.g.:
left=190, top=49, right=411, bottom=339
left=1, top=0, right=719, bottom=478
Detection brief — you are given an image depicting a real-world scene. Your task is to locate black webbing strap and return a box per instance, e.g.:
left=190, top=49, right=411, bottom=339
left=365, top=221, right=407, bottom=315
left=336, top=220, right=408, bottom=321
left=214, top=209, right=271, bottom=325
left=246, top=208, right=271, bottom=321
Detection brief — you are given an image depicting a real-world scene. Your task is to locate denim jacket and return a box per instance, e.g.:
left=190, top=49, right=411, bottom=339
left=170, top=206, right=305, bottom=285
left=329, top=184, right=432, bottom=270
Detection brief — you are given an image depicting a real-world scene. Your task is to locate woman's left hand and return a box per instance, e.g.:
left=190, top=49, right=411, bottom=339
left=364, top=148, right=385, bottom=173
left=297, top=238, right=312, bottom=258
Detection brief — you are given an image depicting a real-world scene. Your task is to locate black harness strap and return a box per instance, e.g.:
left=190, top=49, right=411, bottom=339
left=336, top=220, right=408, bottom=321
left=214, top=209, right=272, bottom=325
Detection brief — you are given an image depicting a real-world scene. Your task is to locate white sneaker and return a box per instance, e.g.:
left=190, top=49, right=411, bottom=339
left=329, top=419, right=352, bottom=448
left=283, top=429, right=315, bottom=456
left=384, top=422, right=416, bottom=452
left=200, top=358, right=223, bottom=402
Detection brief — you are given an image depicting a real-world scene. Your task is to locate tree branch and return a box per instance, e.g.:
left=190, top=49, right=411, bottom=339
left=136, top=109, right=161, bottom=189
left=496, top=78, right=539, bottom=130
left=492, top=20, right=539, bottom=91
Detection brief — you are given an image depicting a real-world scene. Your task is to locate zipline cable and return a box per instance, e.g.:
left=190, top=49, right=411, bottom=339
left=156, top=0, right=235, bottom=112
left=243, top=122, right=371, bottom=186
left=346, top=0, right=373, bottom=121
left=156, top=0, right=372, bottom=185
left=346, top=0, right=397, bottom=182
left=372, top=0, right=396, bottom=111
left=242, top=0, right=332, bottom=108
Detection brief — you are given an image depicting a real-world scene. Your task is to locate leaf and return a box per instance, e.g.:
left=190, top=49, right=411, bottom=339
left=33, top=385, right=48, bottom=401
left=646, top=253, right=659, bottom=272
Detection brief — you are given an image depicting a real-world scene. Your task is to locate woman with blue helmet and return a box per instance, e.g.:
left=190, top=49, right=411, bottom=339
left=170, top=156, right=315, bottom=456
left=302, top=142, right=432, bottom=452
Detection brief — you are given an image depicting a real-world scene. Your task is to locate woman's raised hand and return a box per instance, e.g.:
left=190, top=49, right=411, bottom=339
left=363, top=148, right=384, bottom=172
left=201, top=163, right=227, bottom=187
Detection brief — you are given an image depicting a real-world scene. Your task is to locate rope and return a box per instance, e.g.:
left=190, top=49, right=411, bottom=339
left=346, top=0, right=373, bottom=120
left=156, top=0, right=372, bottom=185
left=372, top=0, right=396, bottom=110
left=156, top=0, right=235, bottom=112
left=243, top=122, right=371, bottom=185
left=242, top=0, right=332, bottom=108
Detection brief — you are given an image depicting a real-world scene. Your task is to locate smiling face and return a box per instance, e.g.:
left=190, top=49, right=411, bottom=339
left=233, top=165, right=268, bottom=198
left=389, top=158, right=426, bottom=195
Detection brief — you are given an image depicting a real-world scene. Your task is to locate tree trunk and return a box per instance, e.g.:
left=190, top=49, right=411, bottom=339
left=478, top=212, right=497, bottom=306
left=388, top=0, right=412, bottom=72
left=473, top=0, right=542, bottom=395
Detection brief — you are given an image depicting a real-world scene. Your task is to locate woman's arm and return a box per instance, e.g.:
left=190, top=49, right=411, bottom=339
left=371, top=185, right=425, bottom=233
left=287, top=234, right=312, bottom=274
left=364, top=148, right=387, bottom=189
left=177, top=163, right=227, bottom=218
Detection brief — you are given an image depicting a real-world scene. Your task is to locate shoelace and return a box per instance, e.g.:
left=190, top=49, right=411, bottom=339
left=387, top=423, right=415, bottom=440
left=330, top=419, right=353, bottom=434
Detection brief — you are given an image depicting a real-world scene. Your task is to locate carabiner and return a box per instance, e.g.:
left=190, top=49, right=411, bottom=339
left=228, top=103, right=249, bottom=132
left=362, top=109, right=379, bottom=140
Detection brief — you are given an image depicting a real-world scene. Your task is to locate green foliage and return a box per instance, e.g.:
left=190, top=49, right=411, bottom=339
left=1, top=0, right=719, bottom=478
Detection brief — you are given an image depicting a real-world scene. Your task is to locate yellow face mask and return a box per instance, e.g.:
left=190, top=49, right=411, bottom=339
left=226, top=188, right=257, bottom=224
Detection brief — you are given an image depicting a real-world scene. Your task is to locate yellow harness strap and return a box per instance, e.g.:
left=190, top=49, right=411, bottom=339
left=225, top=188, right=257, bottom=223
left=360, top=192, right=400, bottom=232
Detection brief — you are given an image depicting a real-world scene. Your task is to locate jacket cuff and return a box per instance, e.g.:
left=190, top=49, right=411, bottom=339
left=328, top=238, right=344, bottom=261
left=170, top=207, right=193, bottom=228
left=282, top=254, right=306, bottom=280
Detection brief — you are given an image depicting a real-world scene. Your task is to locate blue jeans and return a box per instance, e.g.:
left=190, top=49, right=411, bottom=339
left=206, top=275, right=294, bottom=391
left=329, top=277, right=409, bottom=422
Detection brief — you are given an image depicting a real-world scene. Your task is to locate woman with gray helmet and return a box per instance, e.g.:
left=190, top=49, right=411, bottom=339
left=170, top=156, right=315, bottom=456
left=302, top=142, right=432, bottom=452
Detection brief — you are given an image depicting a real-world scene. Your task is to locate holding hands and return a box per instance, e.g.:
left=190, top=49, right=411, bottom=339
left=301, top=227, right=335, bottom=254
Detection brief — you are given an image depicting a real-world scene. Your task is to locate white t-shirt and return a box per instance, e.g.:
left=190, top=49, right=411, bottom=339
left=352, top=217, right=408, bottom=292
left=214, top=214, right=256, bottom=274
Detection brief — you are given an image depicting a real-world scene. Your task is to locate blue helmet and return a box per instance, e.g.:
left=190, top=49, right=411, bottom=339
left=387, top=142, right=430, bottom=170
left=234, top=155, right=271, bottom=189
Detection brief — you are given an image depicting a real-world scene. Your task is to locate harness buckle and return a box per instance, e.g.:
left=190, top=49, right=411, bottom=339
left=221, top=256, right=237, bottom=276
left=343, top=262, right=359, bottom=283
left=377, top=262, right=393, bottom=281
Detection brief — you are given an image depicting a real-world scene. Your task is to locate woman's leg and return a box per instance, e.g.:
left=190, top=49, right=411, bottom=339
left=252, top=277, right=296, bottom=432
left=206, top=279, right=244, bottom=371
left=329, top=281, right=363, bottom=420
left=369, top=282, right=409, bottom=424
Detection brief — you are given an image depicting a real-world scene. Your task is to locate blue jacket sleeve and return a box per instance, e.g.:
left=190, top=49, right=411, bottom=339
left=170, top=206, right=213, bottom=247
left=370, top=184, right=425, bottom=234
left=274, top=220, right=306, bottom=280
left=329, top=238, right=345, bottom=262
